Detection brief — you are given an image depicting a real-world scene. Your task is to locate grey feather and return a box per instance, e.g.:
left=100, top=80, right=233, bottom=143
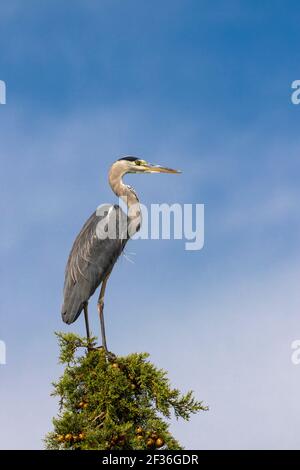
left=61, top=205, right=128, bottom=324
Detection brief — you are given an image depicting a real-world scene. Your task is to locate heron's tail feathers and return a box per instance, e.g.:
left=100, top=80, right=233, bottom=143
left=61, top=288, right=85, bottom=325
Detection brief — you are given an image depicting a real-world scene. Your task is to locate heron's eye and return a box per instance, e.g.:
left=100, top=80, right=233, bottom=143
left=135, top=160, right=146, bottom=166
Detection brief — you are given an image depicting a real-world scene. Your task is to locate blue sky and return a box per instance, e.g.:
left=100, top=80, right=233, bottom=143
left=0, top=0, right=300, bottom=449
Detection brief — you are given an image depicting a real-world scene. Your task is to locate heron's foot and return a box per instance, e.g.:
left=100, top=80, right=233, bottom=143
left=102, top=347, right=116, bottom=362
left=87, top=345, right=103, bottom=352
left=87, top=344, right=116, bottom=361
left=106, top=351, right=117, bottom=362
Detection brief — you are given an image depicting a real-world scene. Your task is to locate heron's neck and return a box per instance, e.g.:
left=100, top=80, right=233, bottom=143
left=108, top=169, right=141, bottom=232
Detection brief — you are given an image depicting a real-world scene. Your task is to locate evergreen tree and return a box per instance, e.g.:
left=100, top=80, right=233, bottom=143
left=45, top=333, right=207, bottom=450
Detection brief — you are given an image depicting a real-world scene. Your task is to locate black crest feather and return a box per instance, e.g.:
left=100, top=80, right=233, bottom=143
left=118, top=156, right=140, bottom=162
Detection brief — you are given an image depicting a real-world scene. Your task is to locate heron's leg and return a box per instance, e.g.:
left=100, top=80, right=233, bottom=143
left=97, top=272, right=111, bottom=352
left=83, top=302, right=91, bottom=342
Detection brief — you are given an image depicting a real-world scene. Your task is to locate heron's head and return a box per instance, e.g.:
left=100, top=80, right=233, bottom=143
left=115, top=156, right=181, bottom=175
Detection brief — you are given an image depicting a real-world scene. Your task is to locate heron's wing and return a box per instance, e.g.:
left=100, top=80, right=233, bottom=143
left=62, top=206, right=128, bottom=324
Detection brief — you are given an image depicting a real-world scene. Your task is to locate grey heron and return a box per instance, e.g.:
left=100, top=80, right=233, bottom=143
left=61, top=156, right=180, bottom=353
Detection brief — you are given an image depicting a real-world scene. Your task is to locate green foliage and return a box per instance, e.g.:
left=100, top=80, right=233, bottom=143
left=45, top=333, right=208, bottom=450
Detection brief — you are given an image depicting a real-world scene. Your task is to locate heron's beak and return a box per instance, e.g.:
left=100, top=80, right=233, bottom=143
left=144, top=163, right=181, bottom=174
